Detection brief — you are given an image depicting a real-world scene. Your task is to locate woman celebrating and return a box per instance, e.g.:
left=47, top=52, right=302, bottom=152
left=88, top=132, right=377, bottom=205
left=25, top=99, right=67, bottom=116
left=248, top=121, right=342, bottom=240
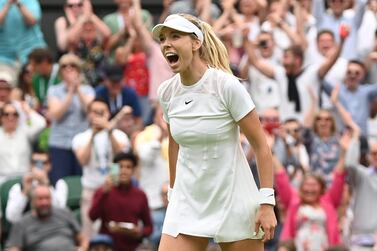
left=47, top=53, right=94, bottom=185
left=152, top=14, right=276, bottom=251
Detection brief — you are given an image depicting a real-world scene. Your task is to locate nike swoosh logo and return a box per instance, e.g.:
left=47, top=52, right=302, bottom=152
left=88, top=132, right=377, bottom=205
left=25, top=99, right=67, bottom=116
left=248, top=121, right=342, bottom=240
left=185, top=100, right=193, bottom=105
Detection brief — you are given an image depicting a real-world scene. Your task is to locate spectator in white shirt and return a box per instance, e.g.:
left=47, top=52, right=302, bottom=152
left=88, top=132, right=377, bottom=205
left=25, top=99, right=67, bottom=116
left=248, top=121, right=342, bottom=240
left=5, top=150, right=67, bottom=223
left=72, top=97, right=131, bottom=238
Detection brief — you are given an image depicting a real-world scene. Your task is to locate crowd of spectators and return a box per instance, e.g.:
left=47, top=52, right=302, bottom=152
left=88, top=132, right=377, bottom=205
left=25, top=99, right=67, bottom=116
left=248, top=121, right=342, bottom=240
left=0, top=0, right=377, bottom=250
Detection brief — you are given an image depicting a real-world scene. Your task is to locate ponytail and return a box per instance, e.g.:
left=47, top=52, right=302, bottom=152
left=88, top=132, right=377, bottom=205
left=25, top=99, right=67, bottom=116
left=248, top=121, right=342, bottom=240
left=179, top=14, right=232, bottom=74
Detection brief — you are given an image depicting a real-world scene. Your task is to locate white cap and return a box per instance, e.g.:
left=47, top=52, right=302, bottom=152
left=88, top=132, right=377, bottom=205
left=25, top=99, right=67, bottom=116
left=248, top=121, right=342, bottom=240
left=152, top=14, right=204, bottom=43
left=0, top=71, right=13, bottom=84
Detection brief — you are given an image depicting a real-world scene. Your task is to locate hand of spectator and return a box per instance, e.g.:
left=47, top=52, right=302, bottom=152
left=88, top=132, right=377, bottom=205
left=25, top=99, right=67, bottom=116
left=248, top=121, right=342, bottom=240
left=22, top=173, right=34, bottom=196
left=20, top=101, right=32, bottom=116
left=92, top=115, right=111, bottom=132
left=330, top=84, right=341, bottom=105
left=221, top=0, right=237, bottom=11
left=162, top=0, right=174, bottom=9
left=82, top=0, right=93, bottom=19
left=127, top=224, right=143, bottom=239
left=103, top=176, right=113, bottom=193
left=268, top=13, right=283, bottom=27
left=339, top=129, right=352, bottom=153
left=307, top=85, right=318, bottom=105
left=339, top=24, right=350, bottom=41
left=31, top=167, right=49, bottom=185
left=254, top=204, right=277, bottom=242
left=369, top=51, right=377, bottom=62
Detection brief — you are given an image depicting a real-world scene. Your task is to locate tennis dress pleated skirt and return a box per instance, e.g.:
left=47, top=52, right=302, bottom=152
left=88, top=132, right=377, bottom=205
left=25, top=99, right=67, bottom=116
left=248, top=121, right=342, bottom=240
left=158, top=68, right=262, bottom=242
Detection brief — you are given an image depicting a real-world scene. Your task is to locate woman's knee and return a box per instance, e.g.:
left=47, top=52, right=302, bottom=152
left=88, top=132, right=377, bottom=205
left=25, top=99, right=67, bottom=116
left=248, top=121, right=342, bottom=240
left=158, top=234, right=209, bottom=251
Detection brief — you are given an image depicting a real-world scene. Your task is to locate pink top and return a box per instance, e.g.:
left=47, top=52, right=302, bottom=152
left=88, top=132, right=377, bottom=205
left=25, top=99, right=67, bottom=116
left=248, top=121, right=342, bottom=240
left=275, top=169, right=345, bottom=245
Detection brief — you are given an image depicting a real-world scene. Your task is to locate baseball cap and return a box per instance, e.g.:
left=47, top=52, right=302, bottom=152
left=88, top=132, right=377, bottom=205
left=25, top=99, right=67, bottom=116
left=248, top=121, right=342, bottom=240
left=103, top=64, right=124, bottom=82
left=89, top=234, right=113, bottom=248
left=152, top=14, right=204, bottom=43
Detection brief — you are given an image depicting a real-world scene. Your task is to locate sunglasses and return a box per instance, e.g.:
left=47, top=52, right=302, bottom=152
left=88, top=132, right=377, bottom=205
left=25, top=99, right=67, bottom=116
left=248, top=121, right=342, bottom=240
left=66, top=3, right=83, bottom=8
left=2, top=112, right=19, bottom=118
left=260, top=116, right=279, bottom=123
left=61, top=63, right=79, bottom=69
left=316, top=116, right=331, bottom=121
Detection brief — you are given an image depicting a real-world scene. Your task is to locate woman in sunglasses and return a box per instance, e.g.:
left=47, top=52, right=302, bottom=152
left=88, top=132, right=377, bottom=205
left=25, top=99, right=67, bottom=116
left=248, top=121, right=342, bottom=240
left=54, top=0, right=110, bottom=55
left=0, top=102, right=46, bottom=185
left=46, top=53, right=94, bottom=186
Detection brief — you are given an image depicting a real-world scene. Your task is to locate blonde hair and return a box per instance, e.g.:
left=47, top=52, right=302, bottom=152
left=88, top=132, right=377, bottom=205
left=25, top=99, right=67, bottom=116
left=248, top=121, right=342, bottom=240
left=179, top=14, right=232, bottom=74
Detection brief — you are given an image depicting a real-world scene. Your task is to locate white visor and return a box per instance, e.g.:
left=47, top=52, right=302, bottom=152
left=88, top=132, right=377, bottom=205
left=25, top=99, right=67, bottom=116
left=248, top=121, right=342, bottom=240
left=152, top=14, right=204, bottom=43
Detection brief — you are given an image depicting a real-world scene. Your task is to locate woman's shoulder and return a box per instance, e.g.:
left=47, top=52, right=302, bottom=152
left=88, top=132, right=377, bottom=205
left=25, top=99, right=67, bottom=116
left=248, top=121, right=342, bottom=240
left=157, top=74, right=180, bottom=102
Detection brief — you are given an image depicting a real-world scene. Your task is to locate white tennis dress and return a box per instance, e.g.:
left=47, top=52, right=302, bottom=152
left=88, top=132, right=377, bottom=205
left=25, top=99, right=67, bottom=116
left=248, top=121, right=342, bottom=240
left=158, top=68, right=262, bottom=242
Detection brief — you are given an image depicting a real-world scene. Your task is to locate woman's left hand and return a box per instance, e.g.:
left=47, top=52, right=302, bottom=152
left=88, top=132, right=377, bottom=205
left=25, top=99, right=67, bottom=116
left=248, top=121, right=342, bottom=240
left=254, top=204, right=277, bottom=242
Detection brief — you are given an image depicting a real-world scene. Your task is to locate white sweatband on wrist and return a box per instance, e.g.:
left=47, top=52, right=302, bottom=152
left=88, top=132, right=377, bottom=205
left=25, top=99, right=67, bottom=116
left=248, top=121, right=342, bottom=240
left=167, top=187, right=173, bottom=202
left=259, top=188, right=276, bottom=206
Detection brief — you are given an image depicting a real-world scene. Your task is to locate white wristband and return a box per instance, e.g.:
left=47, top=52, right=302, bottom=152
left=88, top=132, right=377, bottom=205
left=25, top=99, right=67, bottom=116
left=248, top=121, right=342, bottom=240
left=167, top=187, right=173, bottom=202
left=259, top=188, right=275, bottom=206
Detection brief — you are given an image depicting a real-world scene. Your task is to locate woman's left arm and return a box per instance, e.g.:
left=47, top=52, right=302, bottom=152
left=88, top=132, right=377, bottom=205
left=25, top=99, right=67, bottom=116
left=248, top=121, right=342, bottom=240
left=238, top=109, right=277, bottom=242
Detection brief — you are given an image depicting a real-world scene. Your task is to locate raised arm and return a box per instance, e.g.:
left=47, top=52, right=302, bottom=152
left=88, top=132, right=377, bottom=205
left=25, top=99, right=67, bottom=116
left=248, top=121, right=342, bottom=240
left=353, top=0, right=368, bottom=29
left=15, top=1, right=39, bottom=26
left=318, top=27, right=348, bottom=79
left=312, top=0, right=325, bottom=28
left=242, top=34, right=275, bottom=79
left=303, top=86, right=318, bottom=128
left=0, top=0, right=12, bottom=25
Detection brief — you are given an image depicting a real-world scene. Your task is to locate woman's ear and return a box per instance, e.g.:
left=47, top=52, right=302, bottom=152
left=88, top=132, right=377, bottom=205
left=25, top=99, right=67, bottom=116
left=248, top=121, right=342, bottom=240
left=192, top=39, right=202, bottom=52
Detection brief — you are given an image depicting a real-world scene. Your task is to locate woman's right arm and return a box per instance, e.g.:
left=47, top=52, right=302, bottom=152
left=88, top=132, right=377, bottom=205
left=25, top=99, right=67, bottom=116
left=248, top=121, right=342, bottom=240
left=167, top=124, right=178, bottom=188
left=46, top=91, right=74, bottom=122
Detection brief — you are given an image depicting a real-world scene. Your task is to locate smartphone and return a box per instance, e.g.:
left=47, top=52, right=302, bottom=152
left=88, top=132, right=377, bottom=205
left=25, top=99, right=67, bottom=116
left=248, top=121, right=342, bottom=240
left=110, top=163, right=120, bottom=185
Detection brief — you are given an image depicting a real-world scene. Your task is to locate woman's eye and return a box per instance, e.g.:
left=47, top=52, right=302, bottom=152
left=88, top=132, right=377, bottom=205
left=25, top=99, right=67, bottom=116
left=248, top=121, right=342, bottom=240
left=159, top=36, right=166, bottom=42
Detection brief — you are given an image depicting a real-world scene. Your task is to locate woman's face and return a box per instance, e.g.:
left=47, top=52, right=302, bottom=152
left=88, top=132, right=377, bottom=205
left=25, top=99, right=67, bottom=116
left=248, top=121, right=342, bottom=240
left=315, top=111, right=333, bottom=137
left=300, top=176, right=322, bottom=204
left=159, top=27, right=200, bottom=74
left=239, top=0, right=256, bottom=15
left=1, top=104, right=19, bottom=132
left=60, top=63, right=80, bottom=83
left=65, top=0, right=84, bottom=17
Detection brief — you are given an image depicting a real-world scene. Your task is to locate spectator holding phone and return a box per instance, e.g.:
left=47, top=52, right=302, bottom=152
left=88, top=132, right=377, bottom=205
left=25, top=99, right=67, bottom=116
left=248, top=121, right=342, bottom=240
left=72, top=97, right=131, bottom=238
left=89, top=151, right=153, bottom=251
left=5, top=148, right=68, bottom=223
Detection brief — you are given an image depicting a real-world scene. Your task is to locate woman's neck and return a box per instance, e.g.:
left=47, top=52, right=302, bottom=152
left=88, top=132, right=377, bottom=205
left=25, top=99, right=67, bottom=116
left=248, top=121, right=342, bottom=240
left=4, top=127, right=16, bottom=134
left=180, top=59, right=208, bottom=86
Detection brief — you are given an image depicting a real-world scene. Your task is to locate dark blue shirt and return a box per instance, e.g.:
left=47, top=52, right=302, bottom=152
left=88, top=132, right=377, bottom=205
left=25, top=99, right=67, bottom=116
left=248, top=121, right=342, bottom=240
left=95, top=85, right=142, bottom=118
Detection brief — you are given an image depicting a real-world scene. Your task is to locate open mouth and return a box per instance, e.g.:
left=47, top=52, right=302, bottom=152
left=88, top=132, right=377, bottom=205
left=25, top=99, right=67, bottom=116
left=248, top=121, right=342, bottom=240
left=166, top=52, right=179, bottom=65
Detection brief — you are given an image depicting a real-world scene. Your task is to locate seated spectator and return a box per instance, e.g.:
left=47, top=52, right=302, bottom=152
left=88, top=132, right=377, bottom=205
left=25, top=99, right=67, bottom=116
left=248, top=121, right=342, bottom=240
left=5, top=149, right=67, bottom=223
left=272, top=132, right=349, bottom=250
left=89, top=234, right=114, bottom=251
left=0, top=71, right=30, bottom=125
left=115, top=2, right=173, bottom=125
left=0, top=102, right=46, bottom=184
left=303, top=89, right=343, bottom=182
left=54, top=0, right=110, bottom=55
left=11, top=64, right=39, bottom=110
left=345, top=136, right=377, bottom=250
left=47, top=53, right=95, bottom=185
left=0, top=0, right=46, bottom=77
left=321, top=60, right=377, bottom=136
left=134, top=105, right=169, bottom=249
left=28, top=48, right=61, bottom=110
left=312, top=0, right=367, bottom=60
left=103, top=0, right=153, bottom=60
left=89, top=152, right=153, bottom=251
left=6, top=184, right=88, bottom=251
left=72, top=97, right=131, bottom=238
left=71, top=17, right=110, bottom=87
left=95, top=64, right=143, bottom=129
